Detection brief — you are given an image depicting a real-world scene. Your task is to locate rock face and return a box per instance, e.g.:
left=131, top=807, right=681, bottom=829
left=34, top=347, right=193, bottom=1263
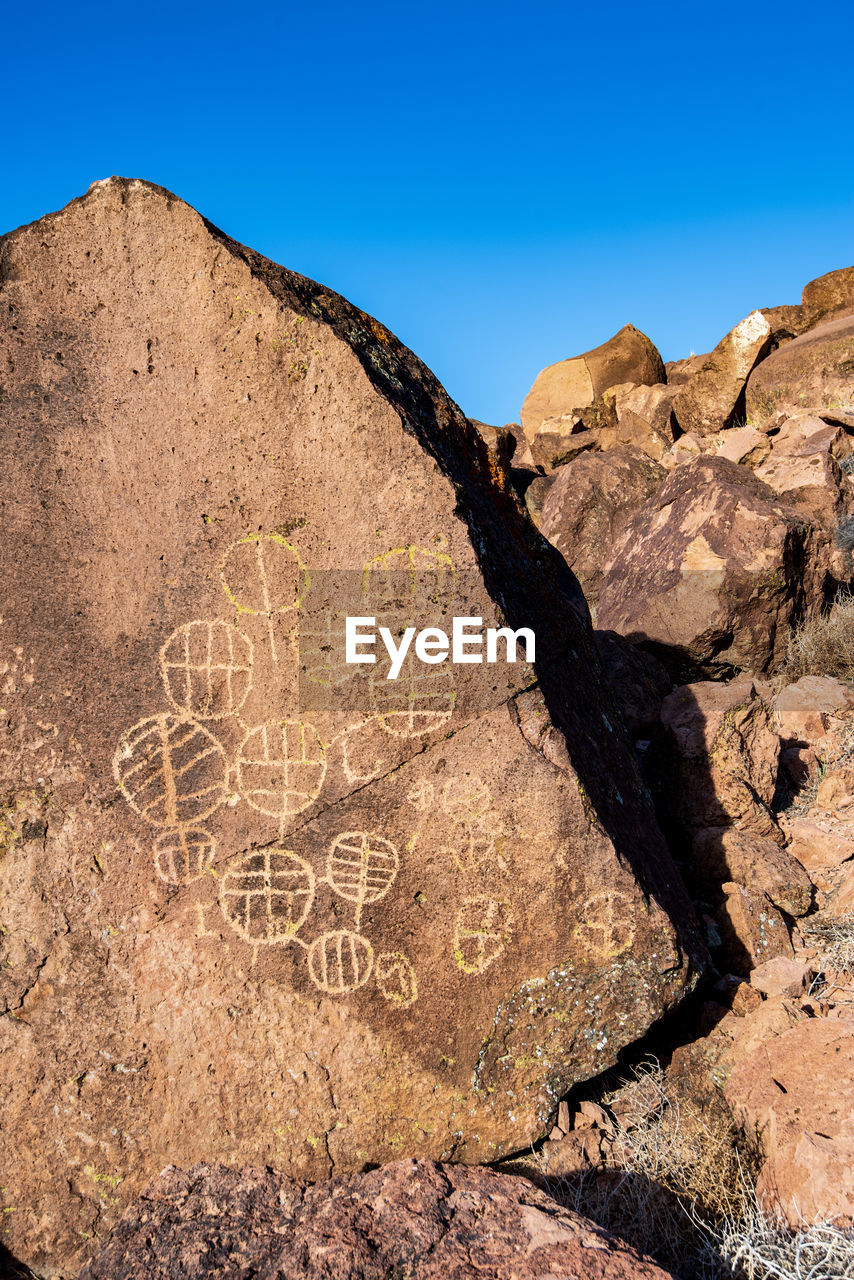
left=77, top=1159, right=677, bottom=1280
left=746, top=313, right=854, bottom=425
left=673, top=311, right=772, bottom=436
left=520, top=325, right=664, bottom=442
left=537, top=446, right=664, bottom=611
left=0, top=180, right=701, bottom=1277
left=725, top=1019, right=854, bottom=1226
left=597, top=456, right=823, bottom=675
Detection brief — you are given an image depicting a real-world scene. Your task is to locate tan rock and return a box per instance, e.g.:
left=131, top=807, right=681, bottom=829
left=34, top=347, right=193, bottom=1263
left=0, top=179, right=702, bottom=1276
left=608, top=382, right=679, bottom=462
left=725, top=1017, right=854, bottom=1225
left=749, top=956, right=812, bottom=998
left=661, top=677, right=780, bottom=832
left=746, top=313, right=854, bottom=425
left=521, top=325, right=665, bottom=442
left=773, top=675, right=854, bottom=745
left=78, top=1159, right=675, bottom=1280
left=783, top=815, right=854, bottom=872
left=597, top=457, right=826, bottom=675
left=658, top=429, right=708, bottom=470
left=673, top=311, right=772, bottom=437
left=713, top=424, right=770, bottom=466
left=816, top=765, right=854, bottom=813
left=538, top=446, right=664, bottom=611
left=802, top=264, right=854, bottom=317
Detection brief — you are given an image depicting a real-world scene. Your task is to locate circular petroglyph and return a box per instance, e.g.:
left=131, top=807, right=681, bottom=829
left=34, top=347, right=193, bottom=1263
left=236, top=721, right=327, bottom=818
left=375, top=951, right=418, bottom=1006
left=113, top=714, right=227, bottom=827
left=219, top=847, right=315, bottom=944
left=308, top=929, right=373, bottom=994
left=221, top=533, right=309, bottom=616
left=453, top=897, right=513, bottom=975
left=573, top=890, right=635, bottom=959
left=326, top=831, right=399, bottom=905
left=153, top=826, right=216, bottom=885
left=160, top=620, right=253, bottom=720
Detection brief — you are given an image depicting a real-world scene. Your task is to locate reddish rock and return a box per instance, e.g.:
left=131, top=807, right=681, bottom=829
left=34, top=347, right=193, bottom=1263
left=716, top=882, right=793, bottom=973
left=773, top=675, right=854, bottom=745
left=521, top=325, right=665, bottom=443
left=76, top=1158, right=678, bottom=1280
left=725, top=1018, right=854, bottom=1225
left=673, top=311, right=772, bottom=437
left=0, top=181, right=703, bottom=1276
left=749, top=956, right=813, bottom=998
left=781, top=814, right=854, bottom=873
left=815, top=764, right=854, bottom=813
left=745, top=313, right=854, bottom=426
left=601, top=383, right=679, bottom=462
left=691, top=828, right=812, bottom=918
left=660, top=677, right=780, bottom=833
left=597, top=456, right=823, bottom=675
left=538, top=446, right=664, bottom=610
left=593, top=631, right=672, bottom=740
left=713, top=424, right=770, bottom=466
left=801, top=265, right=854, bottom=318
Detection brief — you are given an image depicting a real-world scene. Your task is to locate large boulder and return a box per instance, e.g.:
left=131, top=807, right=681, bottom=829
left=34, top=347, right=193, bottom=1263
left=520, top=325, right=664, bottom=442
left=77, top=1159, right=677, bottom=1280
left=746, top=313, right=854, bottom=426
left=597, top=455, right=825, bottom=675
left=537, top=446, right=664, bottom=612
left=672, top=311, right=772, bottom=437
left=0, top=180, right=701, bottom=1277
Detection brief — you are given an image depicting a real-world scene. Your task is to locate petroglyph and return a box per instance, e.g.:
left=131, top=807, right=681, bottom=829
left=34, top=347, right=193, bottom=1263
left=219, top=848, right=315, bottom=944
left=153, top=826, right=216, bottom=885
left=326, top=831, right=399, bottom=907
left=308, top=929, right=373, bottom=994
left=113, top=714, right=227, bottom=826
left=454, top=897, right=513, bottom=975
left=574, top=890, right=636, bottom=959
left=408, top=776, right=507, bottom=875
left=236, top=721, right=326, bottom=818
left=221, top=533, right=309, bottom=666
left=159, top=620, right=253, bottom=721
left=375, top=952, right=418, bottom=1007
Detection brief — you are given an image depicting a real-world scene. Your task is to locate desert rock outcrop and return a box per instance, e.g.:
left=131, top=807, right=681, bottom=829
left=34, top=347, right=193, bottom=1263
left=0, top=179, right=701, bottom=1277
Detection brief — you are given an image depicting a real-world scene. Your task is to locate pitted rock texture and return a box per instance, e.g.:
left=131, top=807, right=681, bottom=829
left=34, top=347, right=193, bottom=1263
left=597, top=455, right=825, bottom=675
left=77, top=1160, right=677, bottom=1280
left=746, top=313, right=854, bottom=426
left=0, top=179, right=701, bottom=1277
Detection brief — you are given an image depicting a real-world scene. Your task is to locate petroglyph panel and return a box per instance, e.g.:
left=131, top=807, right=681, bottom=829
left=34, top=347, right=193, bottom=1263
left=326, top=831, right=399, bottom=905
left=219, top=848, right=315, bottom=944
left=113, top=714, right=227, bottom=826
left=308, top=929, right=374, bottom=994
left=375, top=952, right=418, bottom=1007
left=454, top=897, right=514, bottom=975
left=236, top=721, right=326, bottom=817
left=153, top=826, right=216, bottom=885
left=160, top=620, right=253, bottom=720
left=221, top=533, right=309, bottom=617
left=574, top=890, right=636, bottom=959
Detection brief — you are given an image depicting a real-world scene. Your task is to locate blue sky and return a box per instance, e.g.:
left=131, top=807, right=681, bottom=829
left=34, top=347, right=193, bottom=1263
left=3, top=1, right=853, bottom=424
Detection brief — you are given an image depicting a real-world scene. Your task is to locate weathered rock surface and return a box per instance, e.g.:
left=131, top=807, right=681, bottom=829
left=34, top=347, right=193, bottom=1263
left=77, top=1159, right=677, bottom=1280
left=660, top=676, right=780, bottom=834
left=746, top=313, right=854, bottom=425
left=599, top=383, right=679, bottom=463
left=0, top=180, right=701, bottom=1276
left=521, top=325, right=664, bottom=442
left=673, top=311, right=772, bottom=437
left=538, top=446, right=664, bottom=611
left=725, top=1018, right=854, bottom=1225
left=691, top=828, right=812, bottom=918
left=597, top=456, right=824, bottom=675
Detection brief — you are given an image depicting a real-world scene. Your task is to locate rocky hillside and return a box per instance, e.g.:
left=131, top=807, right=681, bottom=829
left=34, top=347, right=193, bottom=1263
left=0, top=182, right=852, bottom=1279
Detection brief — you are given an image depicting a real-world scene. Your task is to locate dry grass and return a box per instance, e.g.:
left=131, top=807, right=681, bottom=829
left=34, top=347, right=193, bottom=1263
left=541, top=1061, right=854, bottom=1280
left=784, top=591, right=854, bottom=682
